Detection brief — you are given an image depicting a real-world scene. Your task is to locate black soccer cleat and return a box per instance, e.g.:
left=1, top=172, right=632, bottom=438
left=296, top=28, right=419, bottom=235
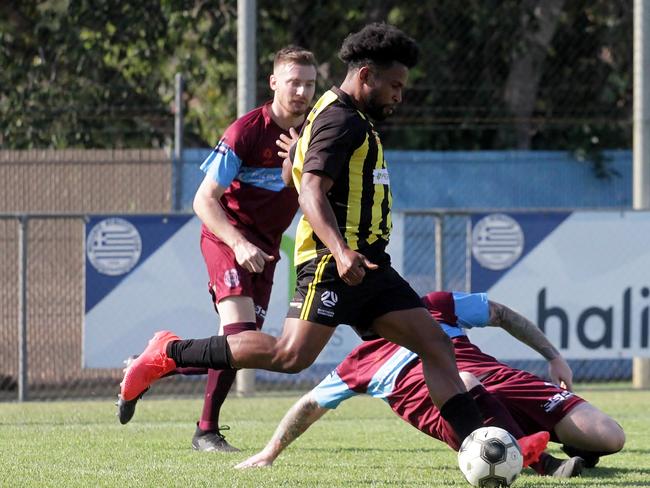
left=191, top=424, right=240, bottom=452
left=116, top=355, right=147, bottom=425
left=561, top=444, right=601, bottom=468
left=115, top=388, right=148, bottom=425
left=543, top=455, right=585, bottom=478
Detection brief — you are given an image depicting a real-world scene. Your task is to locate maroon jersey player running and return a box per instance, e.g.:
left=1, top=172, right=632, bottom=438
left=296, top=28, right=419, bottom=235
left=117, top=46, right=317, bottom=452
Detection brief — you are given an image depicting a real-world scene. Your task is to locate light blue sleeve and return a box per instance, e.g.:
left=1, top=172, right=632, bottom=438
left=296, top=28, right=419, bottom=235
left=311, top=370, right=359, bottom=409
left=453, top=292, right=490, bottom=329
left=200, top=141, right=242, bottom=187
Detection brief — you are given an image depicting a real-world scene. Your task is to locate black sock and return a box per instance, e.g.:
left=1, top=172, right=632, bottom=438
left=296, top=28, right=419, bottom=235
left=439, top=392, right=484, bottom=442
left=166, top=336, right=234, bottom=370
left=469, top=385, right=525, bottom=437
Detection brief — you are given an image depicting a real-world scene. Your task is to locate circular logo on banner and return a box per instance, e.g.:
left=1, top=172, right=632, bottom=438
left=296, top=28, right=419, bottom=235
left=472, top=214, right=524, bottom=270
left=86, top=218, right=142, bottom=276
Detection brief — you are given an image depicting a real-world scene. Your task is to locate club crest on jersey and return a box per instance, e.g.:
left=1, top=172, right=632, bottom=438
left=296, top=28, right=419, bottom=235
left=321, top=290, right=338, bottom=308
left=224, top=268, right=240, bottom=288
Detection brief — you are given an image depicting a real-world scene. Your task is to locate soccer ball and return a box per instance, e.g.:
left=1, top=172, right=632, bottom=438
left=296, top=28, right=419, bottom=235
left=457, top=426, right=523, bottom=487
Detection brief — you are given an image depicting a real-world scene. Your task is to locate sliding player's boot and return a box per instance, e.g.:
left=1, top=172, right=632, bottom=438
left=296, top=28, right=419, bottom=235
left=517, top=431, right=550, bottom=467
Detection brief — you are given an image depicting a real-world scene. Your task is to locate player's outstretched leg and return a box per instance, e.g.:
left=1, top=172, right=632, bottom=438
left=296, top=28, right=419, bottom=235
left=120, top=331, right=180, bottom=401
left=554, top=402, right=625, bottom=468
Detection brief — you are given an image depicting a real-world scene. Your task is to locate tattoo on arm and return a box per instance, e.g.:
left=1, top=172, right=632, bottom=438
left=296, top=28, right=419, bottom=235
left=272, top=395, right=328, bottom=452
left=489, top=301, right=559, bottom=361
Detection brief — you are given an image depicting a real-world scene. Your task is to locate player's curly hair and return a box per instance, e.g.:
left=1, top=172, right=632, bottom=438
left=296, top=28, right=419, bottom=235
left=338, top=23, right=419, bottom=70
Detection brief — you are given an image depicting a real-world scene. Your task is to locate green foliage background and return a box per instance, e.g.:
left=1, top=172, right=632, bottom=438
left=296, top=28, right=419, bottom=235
left=0, top=0, right=632, bottom=160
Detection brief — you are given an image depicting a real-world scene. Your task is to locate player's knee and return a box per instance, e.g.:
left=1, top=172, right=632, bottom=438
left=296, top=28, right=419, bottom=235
left=603, top=420, right=626, bottom=453
left=459, top=371, right=481, bottom=390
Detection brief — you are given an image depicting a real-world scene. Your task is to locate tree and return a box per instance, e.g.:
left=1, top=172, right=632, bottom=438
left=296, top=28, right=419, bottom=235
left=0, top=0, right=633, bottom=162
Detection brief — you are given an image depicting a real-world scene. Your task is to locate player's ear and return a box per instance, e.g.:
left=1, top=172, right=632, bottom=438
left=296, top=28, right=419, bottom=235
left=269, top=74, right=277, bottom=91
left=358, top=66, right=372, bottom=85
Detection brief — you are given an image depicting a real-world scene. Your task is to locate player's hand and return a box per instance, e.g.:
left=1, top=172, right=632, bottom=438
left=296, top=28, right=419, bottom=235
left=548, top=356, right=574, bottom=391
left=276, top=127, right=299, bottom=159
left=334, top=248, right=378, bottom=286
left=233, top=240, right=274, bottom=273
left=234, top=451, right=275, bottom=469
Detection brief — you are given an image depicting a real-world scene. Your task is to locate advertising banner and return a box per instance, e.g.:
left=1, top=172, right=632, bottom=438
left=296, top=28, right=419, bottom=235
left=470, top=211, right=650, bottom=360
left=84, top=214, right=367, bottom=369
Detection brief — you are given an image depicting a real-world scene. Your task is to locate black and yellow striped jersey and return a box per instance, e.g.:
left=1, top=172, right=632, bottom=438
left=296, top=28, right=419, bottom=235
left=291, top=87, right=392, bottom=265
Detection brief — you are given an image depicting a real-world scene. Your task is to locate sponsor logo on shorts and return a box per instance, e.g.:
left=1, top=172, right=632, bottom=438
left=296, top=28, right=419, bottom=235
left=289, top=301, right=303, bottom=309
left=317, top=307, right=335, bottom=318
left=255, top=305, right=267, bottom=320
left=321, top=290, right=338, bottom=308
left=224, top=268, right=240, bottom=288
left=542, top=390, right=574, bottom=413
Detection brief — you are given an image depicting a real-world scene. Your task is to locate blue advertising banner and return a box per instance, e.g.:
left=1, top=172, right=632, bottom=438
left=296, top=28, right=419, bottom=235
left=83, top=214, right=364, bottom=371
left=469, top=211, right=650, bottom=360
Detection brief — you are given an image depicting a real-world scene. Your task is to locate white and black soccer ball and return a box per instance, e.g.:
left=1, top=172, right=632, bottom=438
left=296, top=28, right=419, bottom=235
left=457, top=426, right=523, bottom=487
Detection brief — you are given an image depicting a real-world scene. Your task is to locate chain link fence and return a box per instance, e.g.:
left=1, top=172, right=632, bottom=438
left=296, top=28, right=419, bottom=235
left=0, top=209, right=633, bottom=401
left=0, top=2, right=636, bottom=399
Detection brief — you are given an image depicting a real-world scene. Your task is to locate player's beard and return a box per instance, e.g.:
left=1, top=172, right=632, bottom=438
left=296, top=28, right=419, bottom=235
left=365, top=91, right=394, bottom=121
left=285, top=99, right=309, bottom=117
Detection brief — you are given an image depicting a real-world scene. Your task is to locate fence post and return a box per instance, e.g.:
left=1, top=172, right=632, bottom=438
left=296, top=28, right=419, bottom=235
left=173, top=72, right=184, bottom=212
left=235, top=0, right=257, bottom=397
left=434, top=215, right=444, bottom=291
left=633, top=0, right=650, bottom=389
left=17, top=216, right=28, bottom=401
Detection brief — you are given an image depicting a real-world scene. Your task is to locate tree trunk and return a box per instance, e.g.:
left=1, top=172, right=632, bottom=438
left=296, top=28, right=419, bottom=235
left=504, top=0, right=566, bottom=148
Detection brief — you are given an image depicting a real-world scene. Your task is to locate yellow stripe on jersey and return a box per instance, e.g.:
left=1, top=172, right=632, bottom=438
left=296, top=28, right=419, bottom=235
left=300, top=254, right=333, bottom=321
left=368, top=139, right=392, bottom=241
left=291, top=90, right=339, bottom=193
left=343, top=133, right=369, bottom=250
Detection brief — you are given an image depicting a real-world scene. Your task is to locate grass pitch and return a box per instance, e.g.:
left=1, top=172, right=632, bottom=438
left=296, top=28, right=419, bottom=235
left=0, top=386, right=648, bottom=487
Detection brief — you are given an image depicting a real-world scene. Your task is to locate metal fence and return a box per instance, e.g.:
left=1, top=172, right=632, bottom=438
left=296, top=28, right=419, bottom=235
left=0, top=210, right=632, bottom=402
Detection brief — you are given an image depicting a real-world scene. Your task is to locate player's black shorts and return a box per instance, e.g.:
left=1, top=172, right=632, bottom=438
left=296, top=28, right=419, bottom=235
left=286, top=248, right=423, bottom=338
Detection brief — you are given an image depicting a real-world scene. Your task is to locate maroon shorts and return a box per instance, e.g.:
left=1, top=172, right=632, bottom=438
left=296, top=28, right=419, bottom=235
left=200, top=234, right=276, bottom=328
left=480, top=367, right=585, bottom=443
left=428, top=338, right=585, bottom=448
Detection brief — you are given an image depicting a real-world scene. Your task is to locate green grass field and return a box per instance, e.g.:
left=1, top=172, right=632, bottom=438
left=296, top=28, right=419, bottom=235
left=0, top=387, right=648, bottom=487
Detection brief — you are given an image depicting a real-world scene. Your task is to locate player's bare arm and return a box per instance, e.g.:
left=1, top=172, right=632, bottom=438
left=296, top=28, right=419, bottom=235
left=193, top=174, right=273, bottom=273
left=489, top=300, right=573, bottom=390
left=299, top=171, right=378, bottom=286
left=234, top=392, right=327, bottom=469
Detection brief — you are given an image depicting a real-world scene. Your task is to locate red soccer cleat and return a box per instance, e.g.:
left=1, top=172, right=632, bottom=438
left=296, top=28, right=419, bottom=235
left=120, top=331, right=180, bottom=401
left=518, top=431, right=550, bottom=467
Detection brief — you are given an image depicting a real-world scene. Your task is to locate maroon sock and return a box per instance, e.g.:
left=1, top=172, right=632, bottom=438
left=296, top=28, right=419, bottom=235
left=197, top=322, right=256, bottom=432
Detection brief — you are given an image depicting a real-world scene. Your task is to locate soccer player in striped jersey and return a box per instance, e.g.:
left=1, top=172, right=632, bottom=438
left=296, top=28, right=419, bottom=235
left=116, top=46, right=317, bottom=452
left=235, top=292, right=625, bottom=477
left=120, top=24, right=484, bottom=447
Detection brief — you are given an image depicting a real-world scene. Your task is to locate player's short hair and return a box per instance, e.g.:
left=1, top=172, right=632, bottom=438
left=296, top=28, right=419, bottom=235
left=273, top=46, right=317, bottom=71
left=338, top=23, right=419, bottom=70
